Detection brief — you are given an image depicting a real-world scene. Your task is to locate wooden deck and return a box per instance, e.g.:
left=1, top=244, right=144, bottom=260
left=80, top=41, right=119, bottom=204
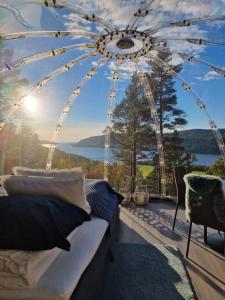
left=118, top=200, right=225, bottom=300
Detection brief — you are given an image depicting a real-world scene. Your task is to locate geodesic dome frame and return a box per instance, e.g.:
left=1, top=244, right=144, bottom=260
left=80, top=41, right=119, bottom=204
left=0, top=0, right=225, bottom=196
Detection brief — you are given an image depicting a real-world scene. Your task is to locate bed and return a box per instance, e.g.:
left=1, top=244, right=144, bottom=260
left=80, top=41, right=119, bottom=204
left=0, top=179, right=121, bottom=300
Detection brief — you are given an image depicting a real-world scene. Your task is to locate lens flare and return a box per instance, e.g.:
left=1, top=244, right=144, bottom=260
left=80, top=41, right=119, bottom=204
left=24, top=96, right=37, bottom=113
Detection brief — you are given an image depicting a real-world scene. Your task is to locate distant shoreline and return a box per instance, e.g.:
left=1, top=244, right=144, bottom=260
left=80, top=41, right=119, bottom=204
left=41, top=143, right=221, bottom=155
left=44, top=144, right=221, bottom=166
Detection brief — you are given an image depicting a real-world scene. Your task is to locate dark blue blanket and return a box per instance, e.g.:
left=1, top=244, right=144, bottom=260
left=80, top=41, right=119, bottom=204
left=85, top=180, right=123, bottom=233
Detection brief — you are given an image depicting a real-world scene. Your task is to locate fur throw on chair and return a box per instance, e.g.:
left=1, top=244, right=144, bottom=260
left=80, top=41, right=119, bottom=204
left=184, top=174, right=225, bottom=227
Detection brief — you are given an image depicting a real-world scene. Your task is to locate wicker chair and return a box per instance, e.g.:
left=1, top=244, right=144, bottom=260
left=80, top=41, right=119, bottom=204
left=184, top=174, right=225, bottom=258
left=172, top=166, right=186, bottom=231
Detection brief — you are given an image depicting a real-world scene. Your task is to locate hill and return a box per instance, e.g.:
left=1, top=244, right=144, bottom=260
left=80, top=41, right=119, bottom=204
left=71, top=129, right=225, bottom=154
left=72, top=134, right=118, bottom=148
left=179, top=129, right=225, bottom=154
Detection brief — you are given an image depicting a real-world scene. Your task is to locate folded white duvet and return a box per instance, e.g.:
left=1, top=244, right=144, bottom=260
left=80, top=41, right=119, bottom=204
left=0, top=229, right=78, bottom=289
left=0, top=217, right=109, bottom=300
left=0, top=247, right=61, bottom=289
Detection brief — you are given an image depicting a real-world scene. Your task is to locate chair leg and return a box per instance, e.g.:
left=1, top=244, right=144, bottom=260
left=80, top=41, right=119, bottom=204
left=224, top=233, right=225, bottom=257
left=204, top=226, right=208, bottom=244
left=186, top=221, right=192, bottom=258
left=172, top=202, right=179, bottom=231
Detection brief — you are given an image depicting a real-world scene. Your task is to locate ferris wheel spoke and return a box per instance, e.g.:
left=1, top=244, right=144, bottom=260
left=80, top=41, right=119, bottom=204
left=46, top=57, right=106, bottom=170
left=154, top=47, right=225, bottom=77
left=0, top=43, right=96, bottom=76
left=144, top=15, right=225, bottom=35
left=0, top=51, right=97, bottom=131
left=0, top=30, right=100, bottom=41
left=144, top=53, right=225, bottom=161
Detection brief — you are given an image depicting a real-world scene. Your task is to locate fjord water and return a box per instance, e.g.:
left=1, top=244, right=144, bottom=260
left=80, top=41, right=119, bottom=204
left=55, top=144, right=220, bottom=166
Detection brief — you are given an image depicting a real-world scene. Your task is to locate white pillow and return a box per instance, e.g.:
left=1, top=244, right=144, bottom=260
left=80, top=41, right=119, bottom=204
left=12, top=166, right=83, bottom=179
left=2, top=175, right=90, bottom=211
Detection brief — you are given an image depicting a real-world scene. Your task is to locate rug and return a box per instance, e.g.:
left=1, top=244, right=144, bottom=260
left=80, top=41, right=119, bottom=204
left=103, top=243, right=195, bottom=300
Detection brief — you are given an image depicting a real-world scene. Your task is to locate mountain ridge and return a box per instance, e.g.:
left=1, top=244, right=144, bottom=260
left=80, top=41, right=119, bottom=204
left=71, top=129, right=225, bottom=155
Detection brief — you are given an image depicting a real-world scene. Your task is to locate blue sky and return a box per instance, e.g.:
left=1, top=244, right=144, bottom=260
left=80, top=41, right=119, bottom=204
left=1, top=1, right=225, bottom=142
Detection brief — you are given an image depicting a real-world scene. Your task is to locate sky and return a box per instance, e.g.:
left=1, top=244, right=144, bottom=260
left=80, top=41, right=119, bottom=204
left=0, top=0, right=225, bottom=142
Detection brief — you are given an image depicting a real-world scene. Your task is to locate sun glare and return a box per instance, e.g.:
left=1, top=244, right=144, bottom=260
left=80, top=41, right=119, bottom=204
left=24, top=96, right=38, bottom=113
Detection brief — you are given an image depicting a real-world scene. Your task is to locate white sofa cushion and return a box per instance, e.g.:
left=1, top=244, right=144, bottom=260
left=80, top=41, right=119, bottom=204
left=2, top=175, right=90, bottom=211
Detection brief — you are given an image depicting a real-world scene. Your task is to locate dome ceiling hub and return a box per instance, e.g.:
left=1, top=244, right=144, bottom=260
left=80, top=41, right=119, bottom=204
left=96, top=30, right=154, bottom=60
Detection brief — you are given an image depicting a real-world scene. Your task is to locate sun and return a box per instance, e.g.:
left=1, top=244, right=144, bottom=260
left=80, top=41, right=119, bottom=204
left=24, top=96, right=38, bottom=113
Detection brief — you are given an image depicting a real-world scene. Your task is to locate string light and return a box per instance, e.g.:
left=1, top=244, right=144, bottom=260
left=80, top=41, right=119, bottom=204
left=46, top=59, right=105, bottom=170
left=1, top=1, right=225, bottom=194
left=196, top=99, right=206, bottom=109
left=104, top=68, right=120, bottom=181
left=182, top=82, right=191, bottom=91
left=138, top=62, right=166, bottom=196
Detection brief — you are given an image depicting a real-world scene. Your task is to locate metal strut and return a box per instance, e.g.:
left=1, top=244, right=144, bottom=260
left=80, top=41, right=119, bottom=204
left=103, top=64, right=120, bottom=181
left=137, top=62, right=166, bottom=196
left=152, top=47, right=225, bottom=77
left=43, top=0, right=117, bottom=32
left=0, top=43, right=96, bottom=76
left=126, top=0, right=154, bottom=30
left=144, top=14, right=225, bottom=35
left=153, top=37, right=225, bottom=47
left=145, top=52, right=225, bottom=164
left=46, top=57, right=106, bottom=170
left=0, top=30, right=100, bottom=41
left=1, top=1, right=117, bottom=32
left=0, top=52, right=97, bottom=131
left=0, top=3, right=34, bottom=28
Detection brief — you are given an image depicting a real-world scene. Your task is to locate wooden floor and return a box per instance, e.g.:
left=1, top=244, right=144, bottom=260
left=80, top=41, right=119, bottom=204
left=118, top=200, right=225, bottom=300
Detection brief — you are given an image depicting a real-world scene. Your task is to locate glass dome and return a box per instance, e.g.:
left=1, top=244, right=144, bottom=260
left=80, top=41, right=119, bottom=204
left=0, top=0, right=225, bottom=197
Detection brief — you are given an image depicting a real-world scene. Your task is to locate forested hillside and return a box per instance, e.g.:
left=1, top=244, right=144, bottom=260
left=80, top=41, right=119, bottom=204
left=72, top=129, right=225, bottom=154
left=179, top=129, right=225, bottom=154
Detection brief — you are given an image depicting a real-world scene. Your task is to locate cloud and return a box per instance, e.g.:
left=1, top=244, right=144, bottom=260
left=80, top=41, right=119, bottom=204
left=1, top=2, right=225, bottom=86
left=106, top=57, right=152, bottom=82
left=2, top=0, right=225, bottom=59
left=196, top=69, right=224, bottom=81
left=60, top=0, right=225, bottom=70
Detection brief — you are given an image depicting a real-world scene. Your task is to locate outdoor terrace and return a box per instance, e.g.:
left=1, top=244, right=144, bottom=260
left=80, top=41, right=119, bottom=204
left=118, top=199, right=225, bottom=300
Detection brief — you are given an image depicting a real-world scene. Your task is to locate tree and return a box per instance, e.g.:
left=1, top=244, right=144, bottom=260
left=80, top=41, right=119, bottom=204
left=147, top=51, right=187, bottom=134
left=207, top=159, right=225, bottom=179
left=0, top=10, right=29, bottom=174
left=146, top=51, right=192, bottom=194
left=0, top=36, right=28, bottom=120
left=112, top=73, right=154, bottom=191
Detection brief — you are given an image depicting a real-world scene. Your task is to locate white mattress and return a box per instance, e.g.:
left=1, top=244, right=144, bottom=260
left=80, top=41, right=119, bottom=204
left=0, top=217, right=109, bottom=300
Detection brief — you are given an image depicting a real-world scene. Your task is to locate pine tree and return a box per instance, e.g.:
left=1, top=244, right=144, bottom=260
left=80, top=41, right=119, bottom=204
left=146, top=51, right=191, bottom=194
left=147, top=51, right=187, bottom=134
left=112, top=73, right=154, bottom=191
